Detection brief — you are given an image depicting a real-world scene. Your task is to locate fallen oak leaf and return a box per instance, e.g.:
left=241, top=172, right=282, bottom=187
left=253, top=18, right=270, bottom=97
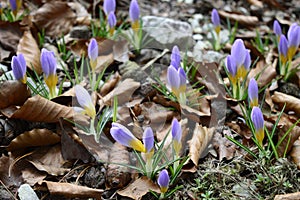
left=290, top=137, right=300, bottom=169
left=218, top=10, right=259, bottom=26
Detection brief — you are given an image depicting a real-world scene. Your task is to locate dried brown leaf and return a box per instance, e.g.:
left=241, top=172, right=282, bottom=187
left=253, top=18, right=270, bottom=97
left=32, top=1, right=76, bottom=37
left=247, top=0, right=263, bottom=7
left=21, top=166, right=47, bottom=186
left=290, top=137, right=300, bottom=169
left=188, top=124, right=214, bottom=166
left=100, top=72, right=121, bottom=96
left=106, top=143, right=131, bottom=189
left=0, top=154, right=23, bottom=187
left=7, top=129, right=60, bottom=151
left=0, top=21, right=23, bottom=53
left=1, top=95, right=88, bottom=124
left=100, top=78, right=140, bottom=107
left=117, top=176, right=160, bottom=199
left=218, top=10, right=259, bottom=26
left=213, top=129, right=237, bottom=160
left=17, top=30, right=42, bottom=74
left=248, top=60, right=276, bottom=87
left=40, top=181, right=103, bottom=199
left=271, top=91, right=300, bottom=116
left=60, top=122, right=92, bottom=163
left=29, top=145, right=69, bottom=176
left=274, top=192, right=300, bottom=200
left=0, top=80, right=31, bottom=109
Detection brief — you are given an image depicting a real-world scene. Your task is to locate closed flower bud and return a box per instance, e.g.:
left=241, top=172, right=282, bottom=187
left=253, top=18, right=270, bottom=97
left=158, top=169, right=169, bottom=194
left=251, top=107, right=264, bottom=146
left=11, top=53, right=27, bottom=84
left=248, top=78, right=258, bottom=107
left=74, top=85, right=96, bottom=119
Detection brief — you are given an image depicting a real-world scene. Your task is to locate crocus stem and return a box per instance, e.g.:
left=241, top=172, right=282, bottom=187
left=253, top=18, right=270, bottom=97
left=173, top=154, right=179, bottom=172
left=159, top=193, right=165, bottom=199
left=90, top=118, right=96, bottom=135
left=92, top=71, right=96, bottom=91
left=145, top=157, right=152, bottom=178
left=284, top=60, right=292, bottom=81
left=232, top=83, right=238, bottom=99
left=215, top=34, right=221, bottom=51
left=49, top=86, right=56, bottom=99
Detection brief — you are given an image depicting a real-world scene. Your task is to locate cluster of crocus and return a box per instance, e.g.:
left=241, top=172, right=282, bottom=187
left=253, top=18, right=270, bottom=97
left=11, top=53, right=27, bottom=84
left=251, top=106, right=264, bottom=147
left=103, top=0, right=117, bottom=35
left=129, top=0, right=140, bottom=32
left=167, top=46, right=187, bottom=104
left=274, top=21, right=300, bottom=79
left=225, top=39, right=251, bottom=99
left=40, top=48, right=58, bottom=99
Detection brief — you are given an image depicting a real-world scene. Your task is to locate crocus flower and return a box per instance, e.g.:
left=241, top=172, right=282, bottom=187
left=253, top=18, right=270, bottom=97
left=110, top=122, right=146, bottom=152
left=88, top=38, right=98, bottom=72
left=225, top=55, right=237, bottom=85
left=9, top=0, right=17, bottom=11
left=158, top=169, right=170, bottom=194
left=170, top=45, right=181, bottom=69
left=129, top=0, right=140, bottom=31
left=248, top=78, right=258, bottom=107
left=103, top=0, right=116, bottom=16
left=143, top=127, right=154, bottom=153
left=74, top=85, right=96, bottom=119
left=230, top=39, right=251, bottom=80
left=171, top=118, right=182, bottom=156
left=167, top=65, right=187, bottom=102
left=211, top=9, right=221, bottom=35
left=251, top=107, right=264, bottom=147
left=107, top=12, right=117, bottom=36
left=11, top=53, right=27, bottom=84
left=40, top=48, right=58, bottom=98
left=279, top=34, right=288, bottom=64
left=287, top=23, right=300, bottom=61
left=273, top=20, right=282, bottom=38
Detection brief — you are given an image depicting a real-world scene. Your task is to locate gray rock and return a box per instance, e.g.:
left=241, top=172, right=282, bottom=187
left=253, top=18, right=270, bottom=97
left=18, top=184, right=39, bottom=200
left=142, top=16, right=194, bottom=51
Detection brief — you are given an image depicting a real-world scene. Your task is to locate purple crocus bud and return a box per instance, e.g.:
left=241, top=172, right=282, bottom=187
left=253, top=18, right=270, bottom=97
left=158, top=169, right=170, bottom=194
left=251, top=106, right=264, bottom=146
left=243, top=50, right=251, bottom=70
left=273, top=20, right=282, bottom=36
left=248, top=78, right=258, bottom=107
left=129, top=0, right=140, bottom=23
left=178, top=67, right=186, bottom=87
left=74, top=85, right=96, bottom=119
left=171, top=46, right=181, bottom=69
left=12, top=54, right=27, bottom=84
left=110, top=122, right=146, bottom=152
left=103, top=0, right=116, bottom=16
left=279, top=34, right=288, bottom=64
left=211, top=9, right=220, bottom=27
left=41, top=48, right=57, bottom=78
left=143, top=127, right=154, bottom=153
left=167, top=65, right=180, bottom=89
left=287, top=23, right=300, bottom=60
left=108, top=11, right=117, bottom=29
left=88, top=38, right=98, bottom=62
left=9, top=0, right=17, bottom=11
left=231, top=39, right=247, bottom=67
left=226, top=55, right=237, bottom=77
left=171, top=118, right=182, bottom=155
